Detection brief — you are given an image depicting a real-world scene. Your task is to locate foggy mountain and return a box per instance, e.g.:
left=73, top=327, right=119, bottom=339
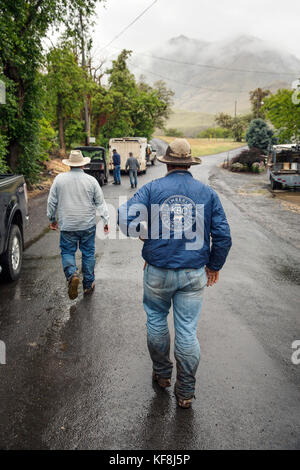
left=130, top=35, right=300, bottom=115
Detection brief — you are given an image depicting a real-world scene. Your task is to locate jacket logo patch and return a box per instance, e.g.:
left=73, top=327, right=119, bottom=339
left=160, top=195, right=196, bottom=233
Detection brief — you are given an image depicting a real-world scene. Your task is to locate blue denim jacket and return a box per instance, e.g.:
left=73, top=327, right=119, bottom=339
left=118, top=170, right=232, bottom=270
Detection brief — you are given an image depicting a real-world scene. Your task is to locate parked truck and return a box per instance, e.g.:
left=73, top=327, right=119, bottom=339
left=0, top=174, right=29, bottom=281
left=267, top=144, right=300, bottom=190
left=75, top=146, right=108, bottom=187
left=108, top=137, right=147, bottom=173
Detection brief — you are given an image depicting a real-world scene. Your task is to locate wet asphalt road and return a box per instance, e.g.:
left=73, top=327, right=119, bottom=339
left=0, top=141, right=300, bottom=450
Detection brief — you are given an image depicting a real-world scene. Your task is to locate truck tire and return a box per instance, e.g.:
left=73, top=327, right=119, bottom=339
left=271, top=178, right=281, bottom=190
left=99, top=174, right=105, bottom=187
left=1, top=224, right=23, bottom=282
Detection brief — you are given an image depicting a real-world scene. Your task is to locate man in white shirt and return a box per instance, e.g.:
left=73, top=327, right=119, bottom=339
left=47, top=150, right=109, bottom=299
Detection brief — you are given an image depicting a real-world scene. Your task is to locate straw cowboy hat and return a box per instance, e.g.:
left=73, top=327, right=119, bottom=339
left=158, top=138, right=201, bottom=166
left=62, top=150, right=90, bottom=167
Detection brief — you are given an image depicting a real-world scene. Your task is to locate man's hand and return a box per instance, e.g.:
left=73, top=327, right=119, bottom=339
left=205, top=267, right=219, bottom=287
left=50, top=221, right=58, bottom=231
left=104, top=224, right=110, bottom=234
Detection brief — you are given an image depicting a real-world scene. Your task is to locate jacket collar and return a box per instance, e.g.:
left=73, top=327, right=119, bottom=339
left=165, top=169, right=193, bottom=177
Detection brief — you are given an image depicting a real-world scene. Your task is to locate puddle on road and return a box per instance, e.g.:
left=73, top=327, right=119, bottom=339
left=273, top=264, right=300, bottom=285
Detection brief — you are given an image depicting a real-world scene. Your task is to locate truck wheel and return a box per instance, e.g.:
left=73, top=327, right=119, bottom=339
left=99, top=174, right=105, bottom=187
left=1, top=225, right=23, bottom=282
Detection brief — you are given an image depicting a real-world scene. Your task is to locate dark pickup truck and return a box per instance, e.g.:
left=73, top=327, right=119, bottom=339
left=0, top=174, right=28, bottom=281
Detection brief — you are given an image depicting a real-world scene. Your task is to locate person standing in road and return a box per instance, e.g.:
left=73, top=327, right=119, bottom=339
left=112, top=149, right=121, bottom=185
left=125, top=152, right=140, bottom=189
left=118, top=139, right=232, bottom=409
left=47, top=150, right=109, bottom=300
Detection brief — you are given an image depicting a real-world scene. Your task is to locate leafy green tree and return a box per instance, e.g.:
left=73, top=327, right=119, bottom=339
left=92, top=50, right=173, bottom=146
left=262, top=88, right=300, bottom=142
left=44, top=43, right=87, bottom=155
left=215, top=113, right=249, bottom=142
left=249, top=88, right=271, bottom=118
left=215, top=112, right=233, bottom=129
left=0, top=0, right=100, bottom=181
left=246, top=118, right=277, bottom=153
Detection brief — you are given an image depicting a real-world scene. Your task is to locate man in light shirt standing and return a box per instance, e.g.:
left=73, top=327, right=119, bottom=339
left=47, top=150, right=109, bottom=300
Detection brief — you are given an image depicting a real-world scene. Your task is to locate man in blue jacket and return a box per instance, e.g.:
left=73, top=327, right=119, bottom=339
left=118, top=139, right=232, bottom=408
left=112, top=149, right=121, bottom=185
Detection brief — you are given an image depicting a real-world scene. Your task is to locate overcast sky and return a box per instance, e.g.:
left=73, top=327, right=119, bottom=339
left=92, top=0, right=300, bottom=61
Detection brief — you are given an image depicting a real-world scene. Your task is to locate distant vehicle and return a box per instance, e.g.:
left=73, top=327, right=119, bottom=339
left=75, top=146, right=108, bottom=187
left=108, top=137, right=147, bottom=173
left=146, top=144, right=157, bottom=166
left=0, top=174, right=29, bottom=281
left=267, top=144, right=300, bottom=190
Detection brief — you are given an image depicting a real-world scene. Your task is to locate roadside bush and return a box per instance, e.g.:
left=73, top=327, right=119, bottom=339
left=231, top=162, right=244, bottom=172
left=39, top=118, right=57, bottom=160
left=164, top=127, right=184, bottom=138
left=197, top=127, right=233, bottom=139
left=230, top=147, right=266, bottom=172
left=0, top=133, right=9, bottom=173
left=246, top=118, right=277, bottom=153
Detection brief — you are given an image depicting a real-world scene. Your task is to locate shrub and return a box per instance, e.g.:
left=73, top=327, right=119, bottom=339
left=197, top=127, right=233, bottom=139
left=246, top=118, right=277, bottom=153
left=164, top=128, right=184, bottom=137
left=0, top=134, right=9, bottom=173
left=231, top=162, right=244, bottom=172
left=230, top=147, right=265, bottom=171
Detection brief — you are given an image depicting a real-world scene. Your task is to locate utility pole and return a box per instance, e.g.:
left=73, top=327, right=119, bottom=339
left=234, top=100, right=237, bottom=118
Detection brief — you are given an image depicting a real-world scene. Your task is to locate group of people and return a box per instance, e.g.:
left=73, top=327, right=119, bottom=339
left=47, top=138, right=232, bottom=409
left=112, top=149, right=140, bottom=188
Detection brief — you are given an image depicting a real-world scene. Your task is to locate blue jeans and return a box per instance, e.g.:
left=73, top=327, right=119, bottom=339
left=143, top=264, right=206, bottom=399
left=114, top=165, right=121, bottom=183
left=129, top=169, right=137, bottom=187
left=60, top=226, right=96, bottom=289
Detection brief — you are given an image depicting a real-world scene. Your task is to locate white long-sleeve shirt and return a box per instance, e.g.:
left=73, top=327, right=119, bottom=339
left=47, top=168, right=109, bottom=231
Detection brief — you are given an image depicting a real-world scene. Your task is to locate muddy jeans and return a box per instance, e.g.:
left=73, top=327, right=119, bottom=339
left=60, top=226, right=96, bottom=289
left=143, top=264, right=206, bottom=399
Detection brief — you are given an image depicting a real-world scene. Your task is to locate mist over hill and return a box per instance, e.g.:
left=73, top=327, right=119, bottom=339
left=130, top=34, right=300, bottom=116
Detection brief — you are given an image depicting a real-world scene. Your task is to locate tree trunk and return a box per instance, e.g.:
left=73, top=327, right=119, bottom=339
left=79, top=11, right=90, bottom=146
left=8, top=140, right=19, bottom=171
left=57, top=96, right=66, bottom=157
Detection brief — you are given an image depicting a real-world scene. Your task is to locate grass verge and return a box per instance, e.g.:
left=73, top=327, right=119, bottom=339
left=156, top=137, right=244, bottom=157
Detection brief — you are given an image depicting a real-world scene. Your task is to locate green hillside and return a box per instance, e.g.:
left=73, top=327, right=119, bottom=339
left=160, top=109, right=215, bottom=137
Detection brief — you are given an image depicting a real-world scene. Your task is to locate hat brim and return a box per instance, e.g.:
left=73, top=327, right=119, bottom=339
left=62, top=157, right=91, bottom=167
left=157, top=155, right=201, bottom=165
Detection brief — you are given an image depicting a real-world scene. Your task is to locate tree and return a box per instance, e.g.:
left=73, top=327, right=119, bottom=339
left=249, top=88, right=271, bottom=118
left=246, top=119, right=277, bottom=153
left=164, top=128, right=184, bottom=137
left=0, top=0, right=101, bottom=181
left=215, top=112, right=233, bottom=129
left=45, top=43, right=87, bottom=155
left=262, top=88, right=300, bottom=142
left=215, top=113, right=250, bottom=142
left=91, top=50, right=174, bottom=146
